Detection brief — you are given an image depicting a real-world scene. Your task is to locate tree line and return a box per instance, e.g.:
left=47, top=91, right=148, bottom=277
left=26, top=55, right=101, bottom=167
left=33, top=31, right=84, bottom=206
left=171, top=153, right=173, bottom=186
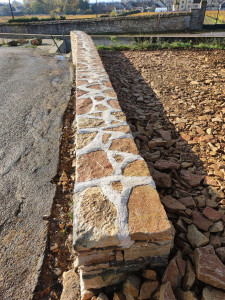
left=20, top=0, right=90, bottom=15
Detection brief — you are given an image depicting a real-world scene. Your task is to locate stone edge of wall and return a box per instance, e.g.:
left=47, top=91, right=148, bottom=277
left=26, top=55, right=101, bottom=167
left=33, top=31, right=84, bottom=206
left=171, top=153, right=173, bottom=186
left=71, top=30, right=174, bottom=291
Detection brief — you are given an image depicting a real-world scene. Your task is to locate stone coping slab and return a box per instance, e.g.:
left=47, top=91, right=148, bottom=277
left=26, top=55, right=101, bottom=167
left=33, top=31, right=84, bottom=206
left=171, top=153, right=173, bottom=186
left=71, top=31, right=174, bottom=253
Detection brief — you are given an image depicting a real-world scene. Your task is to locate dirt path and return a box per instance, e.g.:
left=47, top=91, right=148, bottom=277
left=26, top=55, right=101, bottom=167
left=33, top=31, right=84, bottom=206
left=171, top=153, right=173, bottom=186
left=0, top=48, right=71, bottom=299
left=100, top=49, right=225, bottom=298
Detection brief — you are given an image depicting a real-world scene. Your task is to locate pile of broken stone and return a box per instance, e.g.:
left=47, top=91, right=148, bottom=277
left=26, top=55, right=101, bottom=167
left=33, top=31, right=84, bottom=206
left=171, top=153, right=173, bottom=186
left=98, top=49, right=225, bottom=300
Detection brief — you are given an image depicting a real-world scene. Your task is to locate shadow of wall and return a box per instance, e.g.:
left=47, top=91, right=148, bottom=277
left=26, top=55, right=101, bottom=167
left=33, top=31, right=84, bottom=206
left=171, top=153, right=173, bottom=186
left=100, top=49, right=225, bottom=294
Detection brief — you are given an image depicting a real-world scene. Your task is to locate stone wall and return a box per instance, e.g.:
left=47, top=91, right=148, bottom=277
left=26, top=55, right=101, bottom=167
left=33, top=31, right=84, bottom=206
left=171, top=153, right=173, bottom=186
left=0, top=13, right=192, bottom=35
left=71, top=30, right=174, bottom=296
left=189, top=0, right=207, bottom=31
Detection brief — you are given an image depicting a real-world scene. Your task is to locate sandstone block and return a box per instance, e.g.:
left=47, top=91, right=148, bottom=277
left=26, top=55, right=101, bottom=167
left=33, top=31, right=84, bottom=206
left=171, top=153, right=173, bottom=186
left=77, top=150, right=113, bottom=182
left=139, top=281, right=159, bottom=299
left=187, top=224, right=209, bottom=248
left=161, top=196, right=186, bottom=213
left=128, top=185, right=173, bottom=242
left=194, top=245, right=225, bottom=290
left=74, top=187, right=119, bottom=251
left=202, top=207, right=221, bottom=222
left=61, top=270, right=80, bottom=300
left=123, top=275, right=141, bottom=297
left=142, top=269, right=157, bottom=281
left=202, top=286, right=225, bottom=300
left=159, top=282, right=176, bottom=300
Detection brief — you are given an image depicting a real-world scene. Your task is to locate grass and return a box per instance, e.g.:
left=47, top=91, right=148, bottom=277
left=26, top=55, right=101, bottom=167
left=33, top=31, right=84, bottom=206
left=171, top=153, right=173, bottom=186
left=0, top=11, right=184, bottom=23
left=97, top=38, right=225, bottom=51
left=0, top=14, right=104, bottom=23
left=205, top=10, right=225, bottom=24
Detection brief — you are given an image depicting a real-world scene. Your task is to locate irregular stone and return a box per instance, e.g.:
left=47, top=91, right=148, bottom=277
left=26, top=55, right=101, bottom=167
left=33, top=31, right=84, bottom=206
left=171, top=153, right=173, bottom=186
left=110, top=138, right=138, bottom=154
left=108, top=99, right=121, bottom=109
left=113, top=291, right=126, bottom=300
left=80, top=269, right=127, bottom=290
left=180, top=170, right=204, bottom=187
left=179, top=197, right=196, bottom=208
left=210, top=235, right=221, bottom=248
left=159, top=130, right=172, bottom=141
left=115, top=250, right=123, bottom=262
left=82, top=290, right=95, bottom=300
left=182, top=260, right=195, bottom=291
left=74, top=187, right=119, bottom=251
left=124, top=241, right=171, bottom=260
left=77, top=132, right=97, bottom=150
left=215, top=247, right=225, bottom=263
left=194, top=245, right=225, bottom=290
left=192, top=211, right=213, bottom=231
left=195, top=195, right=206, bottom=208
left=159, top=282, right=176, bottom=300
left=111, top=181, right=123, bottom=193
left=145, top=151, right=161, bottom=162
left=128, top=185, right=173, bottom=241
left=176, top=255, right=186, bottom=277
left=123, top=160, right=150, bottom=177
left=77, top=98, right=93, bottom=115
left=152, top=169, right=172, bottom=188
left=114, top=155, right=124, bottom=162
left=162, top=257, right=181, bottom=290
left=78, top=118, right=106, bottom=129
left=104, top=89, right=117, bottom=98
left=61, top=270, right=80, bottom=300
left=104, top=125, right=130, bottom=133
left=139, top=281, right=159, bottom=299
left=112, top=111, right=126, bottom=121
left=175, top=289, right=197, bottom=300
left=142, top=269, right=157, bottom=281
left=202, top=207, right=221, bottom=222
left=148, top=138, right=167, bottom=148
left=161, top=196, right=186, bottom=213
left=206, top=198, right=218, bottom=208
left=123, top=275, right=140, bottom=297
left=97, top=293, right=109, bottom=300
left=209, top=221, right=224, bottom=232
left=202, top=286, right=225, bottom=300
left=102, top=134, right=111, bottom=144
left=187, top=224, right=209, bottom=248
left=77, top=151, right=113, bottom=182
left=78, top=252, right=114, bottom=266
left=154, top=159, right=180, bottom=171
left=96, top=104, right=108, bottom=111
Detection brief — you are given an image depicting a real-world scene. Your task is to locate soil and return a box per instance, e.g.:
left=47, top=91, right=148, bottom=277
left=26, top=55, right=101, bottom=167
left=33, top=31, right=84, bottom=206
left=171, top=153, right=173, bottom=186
left=100, top=49, right=225, bottom=298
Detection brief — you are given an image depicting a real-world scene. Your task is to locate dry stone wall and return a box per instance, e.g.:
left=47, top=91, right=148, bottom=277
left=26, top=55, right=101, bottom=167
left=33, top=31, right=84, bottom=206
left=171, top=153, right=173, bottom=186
left=0, top=12, right=194, bottom=35
left=71, top=31, right=174, bottom=295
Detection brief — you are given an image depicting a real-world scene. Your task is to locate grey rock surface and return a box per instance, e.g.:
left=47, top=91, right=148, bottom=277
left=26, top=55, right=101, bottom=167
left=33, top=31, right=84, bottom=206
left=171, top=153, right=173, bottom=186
left=0, top=47, right=70, bottom=299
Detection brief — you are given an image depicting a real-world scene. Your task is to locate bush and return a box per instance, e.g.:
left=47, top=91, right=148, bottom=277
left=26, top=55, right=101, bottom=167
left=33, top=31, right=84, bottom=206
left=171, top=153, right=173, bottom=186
left=8, top=16, right=60, bottom=23
left=100, top=14, right=109, bottom=18
left=8, top=17, right=38, bottom=23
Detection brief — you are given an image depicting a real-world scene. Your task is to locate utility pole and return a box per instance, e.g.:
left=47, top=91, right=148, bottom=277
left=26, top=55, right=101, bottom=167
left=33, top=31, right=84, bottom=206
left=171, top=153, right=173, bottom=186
left=215, top=4, right=221, bottom=25
left=96, top=0, right=98, bottom=18
left=9, top=0, right=14, bottom=20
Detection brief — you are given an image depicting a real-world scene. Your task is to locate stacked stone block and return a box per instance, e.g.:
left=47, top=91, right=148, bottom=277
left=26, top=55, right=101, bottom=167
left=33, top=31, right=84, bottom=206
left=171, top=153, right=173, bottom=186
left=71, top=31, right=174, bottom=295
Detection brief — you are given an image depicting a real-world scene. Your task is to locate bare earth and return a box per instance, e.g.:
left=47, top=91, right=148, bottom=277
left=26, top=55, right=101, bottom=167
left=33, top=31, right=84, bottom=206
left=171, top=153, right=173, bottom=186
left=101, top=49, right=225, bottom=298
left=0, top=48, right=70, bottom=299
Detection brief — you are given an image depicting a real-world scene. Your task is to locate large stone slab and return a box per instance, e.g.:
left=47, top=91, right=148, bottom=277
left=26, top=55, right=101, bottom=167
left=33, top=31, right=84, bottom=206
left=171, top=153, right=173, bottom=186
left=194, top=245, right=225, bottom=290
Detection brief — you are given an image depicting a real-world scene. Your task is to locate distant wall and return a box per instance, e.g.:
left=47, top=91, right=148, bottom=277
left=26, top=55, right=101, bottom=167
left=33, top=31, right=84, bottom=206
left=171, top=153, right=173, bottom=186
left=0, top=13, right=192, bottom=35
left=0, top=2, right=207, bottom=35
